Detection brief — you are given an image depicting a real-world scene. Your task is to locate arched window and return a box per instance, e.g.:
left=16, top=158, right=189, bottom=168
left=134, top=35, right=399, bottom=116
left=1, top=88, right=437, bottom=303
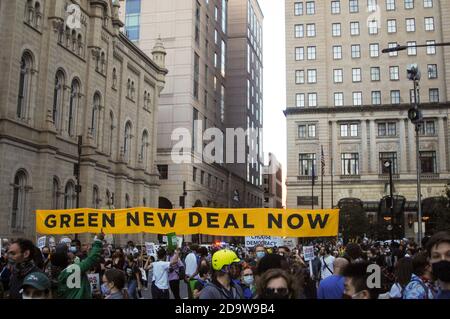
left=17, top=53, right=33, bottom=120
left=68, top=79, right=80, bottom=137
left=90, top=92, right=101, bottom=138
left=144, top=90, right=148, bottom=107
left=101, top=52, right=106, bottom=74
left=64, top=181, right=75, bottom=209
left=25, top=0, right=34, bottom=24
left=131, top=81, right=135, bottom=99
left=52, top=177, right=60, bottom=209
left=92, top=186, right=100, bottom=209
left=143, top=198, right=147, bottom=206
left=123, top=121, right=132, bottom=161
left=125, top=194, right=130, bottom=208
left=11, top=170, right=28, bottom=229
left=147, top=92, right=151, bottom=107
left=112, top=68, right=117, bottom=89
left=71, top=30, right=77, bottom=51
left=140, top=130, right=149, bottom=168
left=52, top=71, right=65, bottom=131
left=65, top=27, right=71, bottom=47
left=127, top=79, right=131, bottom=98
left=109, top=111, right=115, bottom=156
left=106, top=189, right=111, bottom=206
left=34, top=2, right=42, bottom=28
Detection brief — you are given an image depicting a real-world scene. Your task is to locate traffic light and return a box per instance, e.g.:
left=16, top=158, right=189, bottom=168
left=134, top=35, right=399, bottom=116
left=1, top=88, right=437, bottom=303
left=408, top=107, right=423, bottom=124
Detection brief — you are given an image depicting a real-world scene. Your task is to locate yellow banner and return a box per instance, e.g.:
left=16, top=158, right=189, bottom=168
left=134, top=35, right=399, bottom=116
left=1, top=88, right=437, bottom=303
left=36, top=208, right=339, bottom=237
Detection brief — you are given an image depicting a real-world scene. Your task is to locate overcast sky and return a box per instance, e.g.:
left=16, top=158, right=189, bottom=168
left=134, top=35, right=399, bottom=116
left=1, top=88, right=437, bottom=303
left=259, top=0, right=287, bottom=206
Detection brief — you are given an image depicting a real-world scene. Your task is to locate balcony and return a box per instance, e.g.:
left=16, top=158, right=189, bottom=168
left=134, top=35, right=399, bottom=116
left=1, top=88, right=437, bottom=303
left=339, top=175, right=361, bottom=180
left=378, top=174, right=400, bottom=180
left=421, top=173, right=439, bottom=180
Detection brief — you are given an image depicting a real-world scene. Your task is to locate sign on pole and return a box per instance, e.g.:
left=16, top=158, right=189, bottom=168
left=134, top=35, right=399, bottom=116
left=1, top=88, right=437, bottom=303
left=37, top=236, right=47, bottom=249
left=303, top=246, right=315, bottom=262
left=87, top=273, right=100, bottom=293
left=145, top=242, right=156, bottom=258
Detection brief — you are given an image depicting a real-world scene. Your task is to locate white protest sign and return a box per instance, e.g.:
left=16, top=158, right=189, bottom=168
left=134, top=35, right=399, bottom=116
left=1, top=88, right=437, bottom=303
left=140, top=267, right=147, bottom=282
left=104, top=234, right=114, bottom=245
left=245, top=236, right=283, bottom=248
left=176, top=237, right=183, bottom=249
left=87, top=273, right=100, bottom=293
left=48, top=237, right=56, bottom=248
left=282, top=237, right=298, bottom=250
left=37, top=236, right=47, bottom=249
left=303, top=246, right=315, bottom=262
left=145, top=242, right=156, bottom=257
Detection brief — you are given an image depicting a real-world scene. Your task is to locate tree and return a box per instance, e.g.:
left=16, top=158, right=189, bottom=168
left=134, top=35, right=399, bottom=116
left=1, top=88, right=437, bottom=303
left=338, top=199, right=369, bottom=243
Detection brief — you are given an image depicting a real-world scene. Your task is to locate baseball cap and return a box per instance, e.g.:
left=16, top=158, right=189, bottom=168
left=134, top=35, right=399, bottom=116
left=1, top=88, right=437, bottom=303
left=22, top=272, right=50, bottom=291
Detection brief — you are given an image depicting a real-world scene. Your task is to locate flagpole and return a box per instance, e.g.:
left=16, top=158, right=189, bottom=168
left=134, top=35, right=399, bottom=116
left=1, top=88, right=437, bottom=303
left=312, top=158, right=315, bottom=210
left=331, top=156, right=334, bottom=208
left=321, top=145, right=324, bottom=209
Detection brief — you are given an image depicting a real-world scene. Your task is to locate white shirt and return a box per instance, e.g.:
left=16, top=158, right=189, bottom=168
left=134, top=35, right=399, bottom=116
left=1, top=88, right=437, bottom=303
left=389, top=283, right=403, bottom=299
left=185, top=252, right=198, bottom=277
left=152, top=261, right=171, bottom=290
left=320, top=255, right=335, bottom=280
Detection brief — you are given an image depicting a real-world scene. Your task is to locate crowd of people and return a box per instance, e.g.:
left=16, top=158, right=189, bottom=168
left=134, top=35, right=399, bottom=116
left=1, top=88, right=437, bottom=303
left=0, top=231, right=449, bottom=300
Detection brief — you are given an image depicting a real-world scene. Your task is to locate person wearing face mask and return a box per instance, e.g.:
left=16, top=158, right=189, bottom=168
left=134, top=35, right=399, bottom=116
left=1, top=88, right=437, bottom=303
left=403, top=252, right=436, bottom=299
left=255, top=245, right=267, bottom=262
left=7, top=238, right=43, bottom=299
left=426, top=231, right=450, bottom=299
left=102, top=268, right=127, bottom=299
left=342, top=262, right=380, bottom=299
left=240, top=267, right=256, bottom=299
left=21, top=272, right=51, bottom=299
left=256, top=269, right=298, bottom=299
left=199, top=249, right=244, bottom=299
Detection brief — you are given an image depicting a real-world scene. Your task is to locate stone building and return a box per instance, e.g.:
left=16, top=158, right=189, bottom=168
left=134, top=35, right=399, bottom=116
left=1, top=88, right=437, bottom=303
left=0, top=0, right=167, bottom=244
left=263, top=153, right=283, bottom=208
left=284, top=0, right=450, bottom=240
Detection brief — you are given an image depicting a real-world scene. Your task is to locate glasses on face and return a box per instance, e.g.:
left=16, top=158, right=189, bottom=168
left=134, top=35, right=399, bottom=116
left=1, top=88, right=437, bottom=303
left=264, top=287, right=289, bottom=297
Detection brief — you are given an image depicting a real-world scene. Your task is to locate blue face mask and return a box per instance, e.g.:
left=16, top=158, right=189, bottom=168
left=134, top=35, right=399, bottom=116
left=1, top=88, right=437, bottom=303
left=256, top=251, right=265, bottom=260
left=69, top=246, right=78, bottom=253
left=243, top=275, right=254, bottom=285
left=101, top=283, right=110, bottom=296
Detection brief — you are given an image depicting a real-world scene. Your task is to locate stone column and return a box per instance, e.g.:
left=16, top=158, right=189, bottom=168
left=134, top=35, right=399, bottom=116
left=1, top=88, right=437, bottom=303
left=438, top=117, right=447, bottom=172
left=361, top=120, right=368, bottom=174
left=399, top=119, right=408, bottom=174
left=369, top=120, right=377, bottom=174
left=330, top=120, right=338, bottom=176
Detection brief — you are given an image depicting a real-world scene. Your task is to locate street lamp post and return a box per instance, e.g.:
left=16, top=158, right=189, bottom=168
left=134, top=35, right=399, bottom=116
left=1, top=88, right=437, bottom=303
left=384, top=160, right=395, bottom=241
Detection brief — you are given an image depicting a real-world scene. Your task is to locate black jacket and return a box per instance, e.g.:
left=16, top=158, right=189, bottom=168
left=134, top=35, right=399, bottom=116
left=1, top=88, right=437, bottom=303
left=8, top=262, right=42, bottom=299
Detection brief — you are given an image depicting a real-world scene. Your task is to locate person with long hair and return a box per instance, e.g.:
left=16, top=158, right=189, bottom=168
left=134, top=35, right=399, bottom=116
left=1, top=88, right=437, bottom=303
left=256, top=268, right=299, bottom=299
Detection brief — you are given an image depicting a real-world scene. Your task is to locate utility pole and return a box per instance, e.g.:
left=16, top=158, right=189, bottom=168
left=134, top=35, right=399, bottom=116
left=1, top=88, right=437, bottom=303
left=74, top=135, right=82, bottom=240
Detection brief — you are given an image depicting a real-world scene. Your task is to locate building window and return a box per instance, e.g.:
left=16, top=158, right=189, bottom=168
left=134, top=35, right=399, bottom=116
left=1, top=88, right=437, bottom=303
left=333, top=45, right=342, bottom=59
left=429, top=88, right=439, bottom=103
left=407, top=41, right=417, bottom=55
left=52, top=71, right=65, bottom=131
left=307, top=69, right=317, bottom=83
left=353, top=92, right=362, bottom=106
left=340, top=123, right=359, bottom=137
left=298, top=124, right=317, bottom=138
left=296, top=93, right=305, bottom=107
left=299, top=154, right=316, bottom=176
left=193, top=167, right=197, bottom=182
left=349, top=0, right=359, bottom=13
left=352, top=68, right=361, bottom=82
left=295, top=70, right=305, bottom=84
left=370, top=43, right=379, bottom=57
left=64, top=181, right=75, bottom=209
left=68, top=80, right=80, bottom=137
left=368, top=0, right=377, bottom=12
left=388, top=42, right=399, bottom=56
left=404, top=0, right=414, bottom=9
left=124, top=0, right=141, bottom=41
left=221, top=40, right=226, bottom=77
left=200, top=170, right=205, bottom=184
left=140, top=130, right=149, bottom=167
left=428, top=64, right=438, bottom=79
left=331, top=1, right=341, bottom=13
left=426, top=40, right=436, bottom=54
left=123, top=121, right=132, bottom=162
left=332, top=23, right=341, bottom=37
left=334, top=69, right=343, bottom=83
left=306, top=1, right=316, bottom=14
left=380, top=152, right=398, bottom=174
left=390, top=66, right=400, bottom=80
left=90, top=93, right=101, bottom=139
left=92, top=186, right=100, bottom=209
left=386, top=0, right=396, bottom=10
left=424, top=0, right=433, bottom=8
left=11, top=170, right=28, bottom=229
left=390, top=90, right=401, bottom=104
left=387, top=19, right=397, bottom=33
left=334, top=92, right=344, bottom=106
left=350, top=22, right=360, bottom=35
left=295, top=47, right=304, bottom=61
left=158, top=165, right=168, bottom=180
left=52, top=178, right=60, bottom=210
left=406, top=18, right=415, bottom=32
left=341, top=153, right=359, bottom=175
left=307, top=46, right=316, bottom=60
left=425, top=17, right=434, bottom=31
left=294, top=2, right=304, bottom=15
left=420, top=120, right=436, bottom=135
left=372, top=91, right=381, bottom=105
left=306, top=24, right=316, bottom=37
left=420, top=151, right=437, bottom=173
left=308, top=93, right=318, bottom=107
left=371, top=67, right=381, bottom=81
left=368, top=20, right=378, bottom=35
left=295, top=24, right=304, bottom=38
left=378, top=122, right=397, bottom=136
left=351, top=45, right=361, bottom=58
left=17, top=53, right=34, bottom=121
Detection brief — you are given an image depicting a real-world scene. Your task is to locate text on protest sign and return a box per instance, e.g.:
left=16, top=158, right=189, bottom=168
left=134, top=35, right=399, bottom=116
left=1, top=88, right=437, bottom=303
left=36, top=208, right=339, bottom=237
left=245, top=236, right=282, bottom=247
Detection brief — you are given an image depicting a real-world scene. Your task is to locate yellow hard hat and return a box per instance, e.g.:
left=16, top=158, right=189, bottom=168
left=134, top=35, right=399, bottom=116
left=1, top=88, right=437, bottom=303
left=212, top=249, right=240, bottom=271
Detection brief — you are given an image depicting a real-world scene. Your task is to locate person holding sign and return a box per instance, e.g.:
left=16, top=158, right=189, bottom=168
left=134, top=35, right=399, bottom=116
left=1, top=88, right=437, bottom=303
left=151, top=248, right=180, bottom=299
left=51, top=232, right=104, bottom=299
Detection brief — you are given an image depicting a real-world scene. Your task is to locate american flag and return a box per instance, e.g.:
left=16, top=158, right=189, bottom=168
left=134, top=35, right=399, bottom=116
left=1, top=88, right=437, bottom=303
left=321, top=145, right=325, bottom=176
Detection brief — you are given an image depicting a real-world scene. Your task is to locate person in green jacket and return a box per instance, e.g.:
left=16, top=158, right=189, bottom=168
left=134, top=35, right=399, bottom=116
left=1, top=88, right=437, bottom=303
left=50, top=233, right=104, bottom=299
